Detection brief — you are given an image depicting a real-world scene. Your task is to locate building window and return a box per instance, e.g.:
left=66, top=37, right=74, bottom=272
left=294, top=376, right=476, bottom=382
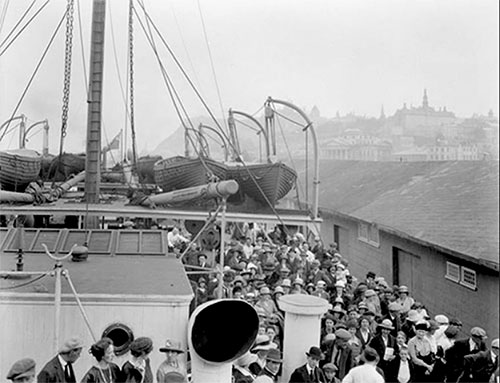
left=445, top=261, right=460, bottom=282
left=358, top=222, right=379, bottom=247
left=460, top=267, right=477, bottom=290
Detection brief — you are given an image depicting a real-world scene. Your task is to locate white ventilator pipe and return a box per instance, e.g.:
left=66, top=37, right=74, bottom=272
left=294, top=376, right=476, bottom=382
left=188, top=299, right=259, bottom=383
left=278, top=294, right=331, bottom=383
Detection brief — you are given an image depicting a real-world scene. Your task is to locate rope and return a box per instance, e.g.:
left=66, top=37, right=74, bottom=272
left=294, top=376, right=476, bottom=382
left=127, top=0, right=138, bottom=168
left=75, top=0, right=89, bottom=99
left=0, top=271, right=50, bottom=290
left=196, top=0, right=227, bottom=132
left=0, top=0, right=36, bottom=51
left=0, top=0, right=10, bottom=35
left=0, top=9, right=66, bottom=143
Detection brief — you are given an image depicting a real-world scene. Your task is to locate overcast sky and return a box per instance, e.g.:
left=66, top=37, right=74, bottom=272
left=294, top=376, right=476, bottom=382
left=0, top=0, right=498, bottom=153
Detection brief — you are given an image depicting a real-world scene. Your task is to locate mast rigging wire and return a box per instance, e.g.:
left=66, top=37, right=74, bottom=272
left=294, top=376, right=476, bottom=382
left=0, top=9, right=67, bottom=143
left=0, top=0, right=50, bottom=57
left=0, top=0, right=36, bottom=50
left=0, top=0, right=10, bottom=35
left=196, top=0, right=228, bottom=132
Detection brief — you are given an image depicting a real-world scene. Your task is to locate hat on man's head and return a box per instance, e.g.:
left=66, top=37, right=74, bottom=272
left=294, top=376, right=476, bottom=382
left=388, top=302, right=402, bottom=312
left=7, top=358, right=36, bottom=381
left=365, top=289, right=376, bottom=298
left=273, top=286, right=284, bottom=295
left=322, top=363, right=337, bottom=372
left=251, top=334, right=273, bottom=352
left=399, top=285, right=409, bottom=293
left=362, top=347, right=379, bottom=362
left=470, top=327, right=487, bottom=339
left=59, top=336, right=84, bottom=353
left=281, top=278, right=292, bottom=288
left=130, top=337, right=153, bottom=355
left=334, top=329, right=351, bottom=341
left=366, top=271, right=376, bottom=279
left=263, top=262, right=276, bottom=271
left=159, top=339, right=184, bottom=353
left=316, top=280, right=326, bottom=287
left=293, top=277, right=304, bottom=286
left=334, top=280, right=345, bottom=288
left=491, top=338, right=499, bottom=349
left=260, top=286, right=271, bottom=295
left=377, top=319, right=395, bottom=330
left=266, top=348, right=283, bottom=363
left=306, top=346, right=324, bottom=360
left=434, top=314, right=449, bottom=325
left=444, top=326, right=459, bottom=339
left=449, top=317, right=462, bottom=326
left=358, top=301, right=368, bottom=310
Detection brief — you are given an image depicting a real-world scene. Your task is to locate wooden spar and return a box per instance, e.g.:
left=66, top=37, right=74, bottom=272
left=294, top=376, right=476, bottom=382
left=0, top=190, right=35, bottom=203
left=84, top=0, right=106, bottom=212
left=142, top=180, right=239, bottom=206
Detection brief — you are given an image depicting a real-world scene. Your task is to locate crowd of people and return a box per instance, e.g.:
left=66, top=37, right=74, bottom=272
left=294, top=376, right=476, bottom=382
left=6, top=224, right=499, bottom=383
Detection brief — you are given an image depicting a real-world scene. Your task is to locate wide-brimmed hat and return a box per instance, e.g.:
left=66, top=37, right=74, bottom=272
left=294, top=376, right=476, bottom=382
left=406, top=310, right=419, bottom=323
left=414, top=320, right=430, bottom=331
left=293, top=277, right=304, bottom=286
left=306, top=346, right=323, bottom=360
left=266, top=348, right=283, bottom=363
left=159, top=339, right=184, bottom=353
left=251, top=334, right=274, bottom=352
left=260, top=286, right=271, bottom=295
left=7, top=358, right=36, bottom=381
left=273, top=286, right=284, bottom=295
left=365, top=289, right=376, bottom=297
left=377, top=319, right=395, bottom=330
left=388, top=302, right=402, bottom=312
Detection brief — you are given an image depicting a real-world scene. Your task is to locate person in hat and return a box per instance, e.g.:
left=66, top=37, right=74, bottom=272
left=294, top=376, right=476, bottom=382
left=364, top=289, right=381, bottom=317
left=341, top=347, right=384, bottom=383
left=312, top=280, right=330, bottom=301
left=254, top=348, right=283, bottom=383
left=291, top=277, right=306, bottom=295
left=250, top=335, right=275, bottom=375
left=322, top=362, right=337, bottom=383
left=38, top=336, right=83, bottom=383
left=437, top=324, right=459, bottom=353
left=401, top=309, right=419, bottom=340
left=460, top=337, right=499, bottom=383
left=7, top=358, right=36, bottom=383
left=395, top=286, right=414, bottom=315
left=157, top=339, right=186, bottom=383
left=255, top=286, right=279, bottom=318
left=327, top=329, right=355, bottom=380
left=445, top=326, right=488, bottom=382
left=355, top=316, right=374, bottom=351
left=233, top=351, right=258, bottom=383
left=81, top=337, right=122, bottom=383
left=122, top=336, right=154, bottom=383
left=365, top=271, right=376, bottom=289
left=385, top=345, right=415, bottom=383
left=406, top=320, right=436, bottom=382
left=289, top=346, right=326, bottom=383
left=382, top=302, right=403, bottom=338
left=368, top=319, right=399, bottom=378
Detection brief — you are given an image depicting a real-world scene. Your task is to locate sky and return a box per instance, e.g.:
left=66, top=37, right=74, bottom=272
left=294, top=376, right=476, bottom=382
left=0, top=0, right=498, bottom=154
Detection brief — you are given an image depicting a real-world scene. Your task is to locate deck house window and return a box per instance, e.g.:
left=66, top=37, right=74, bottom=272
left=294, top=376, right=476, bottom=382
left=445, top=261, right=460, bottom=282
left=460, top=267, right=477, bottom=290
left=358, top=223, right=368, bottom=241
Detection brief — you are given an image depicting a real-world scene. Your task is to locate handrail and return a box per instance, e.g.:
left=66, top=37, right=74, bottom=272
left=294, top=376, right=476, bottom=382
left=266, top=97, right=320, bottom=219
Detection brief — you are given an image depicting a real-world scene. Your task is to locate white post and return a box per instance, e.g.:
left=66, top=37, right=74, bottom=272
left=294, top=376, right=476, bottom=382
left=277, top=294, right=330, bottom=383
left=53, top=264, right=62, bottom=353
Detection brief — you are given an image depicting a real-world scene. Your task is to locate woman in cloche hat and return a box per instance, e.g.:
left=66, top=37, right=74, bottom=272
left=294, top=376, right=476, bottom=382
left=122, top=337, right=154, bottom=383
left=157, top=339, right=186, bottom=383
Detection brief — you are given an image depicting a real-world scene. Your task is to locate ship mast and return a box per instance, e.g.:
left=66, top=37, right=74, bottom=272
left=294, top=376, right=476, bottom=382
left=84, top=0, right=106, bottom=226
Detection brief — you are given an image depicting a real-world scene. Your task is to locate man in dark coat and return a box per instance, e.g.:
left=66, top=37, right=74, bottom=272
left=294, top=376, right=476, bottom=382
left=326, top=329, right=355, bottom=381
left=289, top=346, right=326, bottom=383
left=37, top=337, right=83, bottom=383
left=445, top=326, right=488, bottom=382
left=382, top=302, right=403, bottom=338
left=459, top=337, right=499, bottom=383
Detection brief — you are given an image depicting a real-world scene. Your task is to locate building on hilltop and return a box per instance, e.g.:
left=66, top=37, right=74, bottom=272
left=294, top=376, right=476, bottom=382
left=316, top=160, right=499, bottom=338
left=391, top=89, right=456, bottom=137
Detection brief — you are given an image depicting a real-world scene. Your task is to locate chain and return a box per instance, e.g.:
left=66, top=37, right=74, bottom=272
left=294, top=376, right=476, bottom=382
left=59, top=0, right=75, bottom=157
left=128, top=0, right=137, bottom=167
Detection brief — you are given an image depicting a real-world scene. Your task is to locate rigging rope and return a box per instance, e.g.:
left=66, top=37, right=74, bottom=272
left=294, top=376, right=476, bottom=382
left=127, top=0, right=138, bottom=168
left=0, top=0, right=10, bottom=35
left=0, top=0, right=35, bottom=51
left=196, top=0, right=227, bottom=132
left=0, top=9, right=67, bottom=143
left=0, top=0, right=50, bottom=57
left=58, top=0, right=75, bottom=158
left=75, top=0, right=88, bottom=99
left=0, top=271, right=50, bottom=290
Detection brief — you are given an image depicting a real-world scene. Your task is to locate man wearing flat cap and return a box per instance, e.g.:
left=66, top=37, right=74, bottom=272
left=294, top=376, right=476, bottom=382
left=38, top=336, right=83, bottom=383
left=326, top=329, right=355, bottom=381
left=382, top=302, right=402, bottom=337
left=289, top=346, right=327, bottom=383
left=445, top=326, right=488, bottom=382
left=458, top=337, right=499, bottom=383
left=8, top=358, right=36, bottom=383
left=254, top=348, right=283, bottom=383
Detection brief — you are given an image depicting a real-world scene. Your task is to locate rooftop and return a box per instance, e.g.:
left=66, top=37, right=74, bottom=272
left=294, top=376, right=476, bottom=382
left=316, top=160, right=499, bottom=267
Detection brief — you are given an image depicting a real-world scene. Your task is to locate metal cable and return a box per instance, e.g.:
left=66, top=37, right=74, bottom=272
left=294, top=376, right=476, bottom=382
left=0, top=9, right=67, bottom=143
left=0, top=271, right=50, bottom=290
left=0, top=0, right=50, bottom=57
left=0, top=0, right=36, bottom=50
left=0, top=0, right=10, bottom=36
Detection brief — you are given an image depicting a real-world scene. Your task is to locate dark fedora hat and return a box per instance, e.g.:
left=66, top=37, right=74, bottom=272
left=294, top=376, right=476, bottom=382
left=306, top=346, right=323, bottom=360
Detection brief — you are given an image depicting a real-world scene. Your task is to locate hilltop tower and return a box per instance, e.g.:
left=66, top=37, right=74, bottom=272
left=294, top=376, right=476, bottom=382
left=423, top=89, right=429, bottom=108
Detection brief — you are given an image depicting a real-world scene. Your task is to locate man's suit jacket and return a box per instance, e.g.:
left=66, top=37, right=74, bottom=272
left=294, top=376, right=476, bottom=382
left=355, top=328, right=373, bottom=350
left=459, top=350, right=498, bottom=383
left=368, top=333, right=399, bottom=376
left=382, top=313, right=402, bottom=338
left=289, top=364, right=326, bottom=383
left=37, top=356, right=66, bottom=383
left=385, top=357, right=415, bottom=383
left=445, top=337, right=487, bottom=381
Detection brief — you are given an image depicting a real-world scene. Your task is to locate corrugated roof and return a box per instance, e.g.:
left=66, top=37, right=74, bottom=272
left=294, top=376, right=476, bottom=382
left=316, top=160, right=499, bottom=265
